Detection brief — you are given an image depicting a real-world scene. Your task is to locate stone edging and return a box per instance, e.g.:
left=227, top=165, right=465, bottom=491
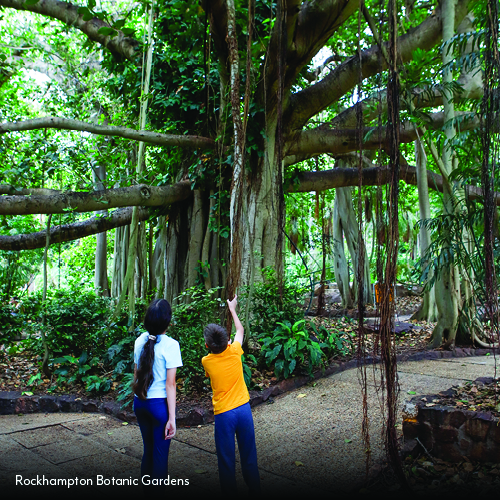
left=1, top=346, right=497, bottom=427
left=402, top=376, right=500, bottom=462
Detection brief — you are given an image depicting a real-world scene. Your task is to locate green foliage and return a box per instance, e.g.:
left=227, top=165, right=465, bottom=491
left=21, top=286, right=115, bottom=357
left=260, top=320, right=316, bottom=379
left=259, top=319, right=351, bottom=380
left=309, top=321, right=354, bottom=359
left=9, top=286, right=146, bottom=394
left=242, top=353, right=257, bottom=389
left=0, top=301, right=20, bottom=344
left=116, top=372, right=135, bottom=409
left=241, top=267, right=308, bottom=339
left=51, top=352, right=112, bottom=393
left=0, top=216, right=44, bottom=297
left=169, top=286, right=223, bottom=391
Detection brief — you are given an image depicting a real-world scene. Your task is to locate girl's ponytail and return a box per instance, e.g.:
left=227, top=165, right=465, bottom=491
left=133, top=299, right=172, bottom=400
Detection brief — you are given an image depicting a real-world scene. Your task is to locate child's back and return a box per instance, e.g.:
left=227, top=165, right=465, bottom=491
left=202, top=296, right=261, bottom=495
left=202, top=335, right=249, bottom=415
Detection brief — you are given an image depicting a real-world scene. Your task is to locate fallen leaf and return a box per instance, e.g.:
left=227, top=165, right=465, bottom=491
left=294, top=461, right=304, bottom=467
left=297, top=393, right=307, bottom=398
left=194, top=469, right=207, bottom=474
left=344, top=438, right=352, bottom=443
left=408, top=391, right=416, bottom=395
left=122, top=422, right=129, bottom=426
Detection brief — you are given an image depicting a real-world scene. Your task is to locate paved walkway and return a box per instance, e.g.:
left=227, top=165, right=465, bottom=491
left=0, top=354, right=498, bottom=498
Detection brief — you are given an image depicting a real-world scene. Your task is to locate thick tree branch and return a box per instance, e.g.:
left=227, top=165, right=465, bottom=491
left=0, top=0, right=139, bottom=61
left=287, top=163, right=499, bottom=204
left=0, top=207, right=150, bottom=250
left=4, top=163, right=497, bottom=250
left=202, top=0, right=230, bottom=87
left=0, top=117, right=215, bottom=149
left=286, top=111, right=480, bottom=157
left=260, top=0, right=357, bottom=110
left=331, top=74, right=484, bottom=129
left=0, top=181, right=192, bottom=215
left=286, top=0, right=472, bottom=130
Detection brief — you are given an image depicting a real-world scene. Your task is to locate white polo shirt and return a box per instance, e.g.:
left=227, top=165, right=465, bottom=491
left=134, top=332, right=183, bottom=399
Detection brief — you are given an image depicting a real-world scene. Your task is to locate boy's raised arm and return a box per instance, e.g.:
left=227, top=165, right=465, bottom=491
left=227, top=295, right=244, bottom=346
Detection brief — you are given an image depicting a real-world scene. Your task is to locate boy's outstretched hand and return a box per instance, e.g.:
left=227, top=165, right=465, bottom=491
left=227, top=295, right=238, bottom=311
left=227, top=295, right=244, bottom=345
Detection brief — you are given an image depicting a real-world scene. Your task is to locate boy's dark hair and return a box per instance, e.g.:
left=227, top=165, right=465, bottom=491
left=204, top=323, right=229, bottom=354
left=134, top=299, right=172, bottom=400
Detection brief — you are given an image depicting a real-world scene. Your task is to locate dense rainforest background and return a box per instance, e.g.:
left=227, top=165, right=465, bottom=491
left=0, top=0, right=499, bottom=423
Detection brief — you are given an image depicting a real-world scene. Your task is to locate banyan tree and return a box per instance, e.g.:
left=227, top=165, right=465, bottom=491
left=0, top=0, right=499, bottom=486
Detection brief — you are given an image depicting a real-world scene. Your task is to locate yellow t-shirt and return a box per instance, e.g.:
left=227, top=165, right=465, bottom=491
left=202, top=341, right=249, bottom=415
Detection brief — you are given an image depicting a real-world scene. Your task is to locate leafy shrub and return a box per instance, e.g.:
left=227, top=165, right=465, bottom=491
left=116, top=372, right=135, bottom=409
left=260, top=319, right=352, bottom=379
left=0, top=300, right=21, bottom=345
left=240, top=267, right=308, bottom=339
left=17, top=286, right=150, bottom=393
left=309, top=321, right=354, bottom=359
left=21, top=286, right=114, bottom=358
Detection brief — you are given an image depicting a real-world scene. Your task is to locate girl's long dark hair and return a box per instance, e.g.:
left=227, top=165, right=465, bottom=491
left=133, top=299, right=172, bottom=400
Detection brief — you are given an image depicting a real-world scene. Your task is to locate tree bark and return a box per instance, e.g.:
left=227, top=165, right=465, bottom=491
left=0, top=207, right=149, bottom=251
left=333, top=184, right=372, bottom=306
left=92, top=162, right=109, bottom=297
left=0, top=181, right=192, bottom=215
left=429, top=0, right=461, bottom=349
left=0, top=117, right=214, bottom=149
left=41, top=213, right=52, bottom=378
left=411, top=139, right=437, bottom=321
left=332, top=191, right=353, bottom=308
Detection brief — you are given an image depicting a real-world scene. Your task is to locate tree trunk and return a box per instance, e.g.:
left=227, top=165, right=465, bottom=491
left=411, top=139, right=437, bottom=321
left=186, top=190, right=206, bottom=293
left=92, top=163, right=109, bottom=297
left=231, top=119, right=283, bottom=291
left=429, top=0, right=460, bottom=348
left=332, top=190, right=353, bottom=309
left=135, top=221, right=148, bottom=299
left=41, top=214, right=52, bottom=378
left=111, top=224, right=127, bottom=298
left=333, top=183, right=373, bottom=306
left=152, top=216, right=167, bottom=298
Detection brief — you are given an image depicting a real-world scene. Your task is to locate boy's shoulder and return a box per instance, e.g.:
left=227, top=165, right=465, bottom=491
left=230, top=341, right=243, bottom=354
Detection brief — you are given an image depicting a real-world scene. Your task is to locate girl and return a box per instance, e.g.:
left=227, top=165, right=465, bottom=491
left=133, top=299, right=182, bottom=488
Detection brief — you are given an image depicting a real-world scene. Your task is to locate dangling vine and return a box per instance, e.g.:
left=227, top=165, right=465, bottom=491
left=379, top=0, right=406, bottom=487
left=356, top=0, right=370, bottom=481
left=480, top=0, right=500, bottom=363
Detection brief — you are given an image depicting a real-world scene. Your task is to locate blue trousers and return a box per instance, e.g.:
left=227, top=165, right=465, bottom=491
left=133, top=396, right=171, bottom=488
left=214, top=402, right=261, bottom=494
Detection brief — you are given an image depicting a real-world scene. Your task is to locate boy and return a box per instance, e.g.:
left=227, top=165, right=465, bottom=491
left=202, top=295, right=261, bottom=495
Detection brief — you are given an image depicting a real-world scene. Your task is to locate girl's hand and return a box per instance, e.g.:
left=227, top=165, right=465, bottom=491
left=165, top=419, right=176, bottom=440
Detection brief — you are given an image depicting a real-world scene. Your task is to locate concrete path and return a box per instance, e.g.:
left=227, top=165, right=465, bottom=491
left=0, top=354, right=497, bottom=499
